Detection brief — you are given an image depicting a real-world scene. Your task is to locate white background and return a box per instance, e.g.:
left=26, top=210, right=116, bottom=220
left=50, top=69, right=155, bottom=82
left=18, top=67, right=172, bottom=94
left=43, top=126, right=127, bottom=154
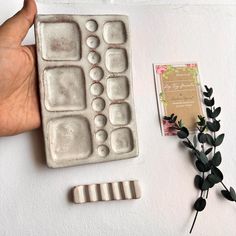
left=1, top=1, right=236, bottom=236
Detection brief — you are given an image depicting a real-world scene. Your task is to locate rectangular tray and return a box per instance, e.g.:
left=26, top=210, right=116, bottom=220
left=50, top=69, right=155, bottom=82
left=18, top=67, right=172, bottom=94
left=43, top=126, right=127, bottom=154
left=35, top=14, right=138, bottom=168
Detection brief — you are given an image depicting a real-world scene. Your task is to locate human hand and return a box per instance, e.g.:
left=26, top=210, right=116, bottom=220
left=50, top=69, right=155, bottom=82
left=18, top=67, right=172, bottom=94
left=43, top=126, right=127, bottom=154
left=0, top=0, right=40, bottom=136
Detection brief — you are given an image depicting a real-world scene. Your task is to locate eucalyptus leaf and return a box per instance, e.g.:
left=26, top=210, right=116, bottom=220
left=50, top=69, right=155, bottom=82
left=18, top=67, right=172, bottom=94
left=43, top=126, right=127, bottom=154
left=198, top=133, right=207, bottom=143
left=183, top=141, right=194, bottom=149
left=197, top=115, right=206, bottom=126
left=195, top=160, right=211, bottom=172
left=206, top=108, right=213, bottom=118
left=230, top=187, right=236, bottom=201
left=201, top=179, right=214, bottom=190
left=177, top=127, right=189, bottom=139
left=207, top=120, right=220, bottom=132
left=203, top=87, right=213, bottom=98
left=193, top=135, right=197, bottom=148
left=205, top=134, right=215, bottom=146
left=212, top=152, right=222, bottom=166
left=205, top=148, right=213, bottom=155
left=215, top=134, right=225, bottom=146
left=194, top=197, right=206, bottom=211
left=204, top=85, right=210, bottom=91
left=207, top=174, right=221, bottom=184
left=204, top=98, right=215, bottom=107
left=163, top=116, right=171, bottom=120
left=211, top=166, right=223, bottom=181
left=221, top=190, right=234, bottom=201
left=198, top=152, right=208, bottom=165
left=194, top=175, right=203, bottom=189
left=212, top=107, right=221, bottom=118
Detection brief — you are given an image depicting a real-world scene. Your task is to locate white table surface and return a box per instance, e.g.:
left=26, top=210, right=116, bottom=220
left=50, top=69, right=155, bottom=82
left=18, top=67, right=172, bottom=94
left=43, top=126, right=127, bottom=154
left=1, top=1, right=236, bottom=236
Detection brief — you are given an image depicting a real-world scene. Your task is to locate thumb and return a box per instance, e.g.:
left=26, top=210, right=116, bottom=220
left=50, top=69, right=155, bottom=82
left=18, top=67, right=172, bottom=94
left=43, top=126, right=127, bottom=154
left=0, top=0, right=37, bottom=46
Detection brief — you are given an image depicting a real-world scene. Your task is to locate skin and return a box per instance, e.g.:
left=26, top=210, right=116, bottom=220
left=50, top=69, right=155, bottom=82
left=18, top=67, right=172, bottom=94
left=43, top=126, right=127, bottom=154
left=0, top=0, right=40, bottom=136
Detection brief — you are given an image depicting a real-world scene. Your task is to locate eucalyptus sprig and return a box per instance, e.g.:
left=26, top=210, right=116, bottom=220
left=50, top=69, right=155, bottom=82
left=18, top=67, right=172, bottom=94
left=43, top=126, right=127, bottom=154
left=164, top=85, right=236, bottom=234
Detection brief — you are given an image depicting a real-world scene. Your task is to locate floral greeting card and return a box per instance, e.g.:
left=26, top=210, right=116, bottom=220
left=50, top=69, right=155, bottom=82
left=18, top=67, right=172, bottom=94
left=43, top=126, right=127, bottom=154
left=153, top=63, right=204, bottom=136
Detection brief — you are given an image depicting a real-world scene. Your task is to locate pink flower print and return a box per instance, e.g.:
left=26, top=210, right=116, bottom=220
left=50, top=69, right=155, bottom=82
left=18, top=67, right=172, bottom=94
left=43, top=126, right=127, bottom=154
left=163, top=119, right=177, bottom=136
left=156, top=65, right=167, bottom=74
left=186, top=63, right=197, bottom=68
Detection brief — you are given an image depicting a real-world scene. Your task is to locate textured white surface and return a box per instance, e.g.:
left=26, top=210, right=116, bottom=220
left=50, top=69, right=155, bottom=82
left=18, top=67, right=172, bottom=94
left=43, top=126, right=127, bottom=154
left=1, top=1, right=236, bottom=235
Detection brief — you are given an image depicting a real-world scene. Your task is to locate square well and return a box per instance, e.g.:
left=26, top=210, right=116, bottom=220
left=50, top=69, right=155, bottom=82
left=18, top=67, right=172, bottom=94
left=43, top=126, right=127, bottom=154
left=48, top=116, right=92, bottom=163
left=40, top=22, right=81, bottom=61
left=105, top=48, right=128, bottom=73
left=111, top=128, right=134, bottom=154
left=109, top=103, right=131, bottom=125
left=44, top=66, right=86, bottom=111
left=103, top=21, right=127, bottom=44
left=107, top=76, right=129, bottom=101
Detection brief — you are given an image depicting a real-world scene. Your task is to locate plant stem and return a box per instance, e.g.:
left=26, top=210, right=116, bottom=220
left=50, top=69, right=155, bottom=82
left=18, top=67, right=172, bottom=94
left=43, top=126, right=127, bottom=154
left=221, top=181, right=229, bottom=191
left=189, top=211, right=199, bottom=234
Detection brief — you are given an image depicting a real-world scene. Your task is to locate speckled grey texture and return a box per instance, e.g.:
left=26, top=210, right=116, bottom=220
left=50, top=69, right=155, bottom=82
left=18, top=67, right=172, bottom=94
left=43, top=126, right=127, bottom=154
left=35, top=14, right=138, bottom=168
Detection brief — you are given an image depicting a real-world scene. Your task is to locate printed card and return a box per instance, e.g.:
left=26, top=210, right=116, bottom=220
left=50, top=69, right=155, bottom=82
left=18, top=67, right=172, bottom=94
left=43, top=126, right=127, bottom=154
left=153, top=63, right=204, bottom=136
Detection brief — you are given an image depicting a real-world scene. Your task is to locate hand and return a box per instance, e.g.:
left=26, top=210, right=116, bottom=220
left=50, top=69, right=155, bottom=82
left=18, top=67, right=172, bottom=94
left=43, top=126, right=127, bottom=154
left=0, top=0, right=40, bottom=136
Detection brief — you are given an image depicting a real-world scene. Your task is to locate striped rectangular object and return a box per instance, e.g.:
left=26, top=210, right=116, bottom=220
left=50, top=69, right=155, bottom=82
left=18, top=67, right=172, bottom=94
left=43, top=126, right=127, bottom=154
left=73, top=180, right=141, bottom=204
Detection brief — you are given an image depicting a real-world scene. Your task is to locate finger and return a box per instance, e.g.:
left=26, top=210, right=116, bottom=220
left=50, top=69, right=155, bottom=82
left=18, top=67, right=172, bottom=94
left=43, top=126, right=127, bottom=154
left=0, top=0, right=37, bottom=45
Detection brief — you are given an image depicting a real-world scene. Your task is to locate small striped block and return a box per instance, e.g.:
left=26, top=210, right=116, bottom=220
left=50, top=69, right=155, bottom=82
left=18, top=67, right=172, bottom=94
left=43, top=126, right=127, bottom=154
left=73, top=180, right=141, bottom=204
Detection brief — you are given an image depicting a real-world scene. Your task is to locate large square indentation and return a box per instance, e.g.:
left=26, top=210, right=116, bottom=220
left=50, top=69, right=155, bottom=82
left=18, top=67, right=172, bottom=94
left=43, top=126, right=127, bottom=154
left=105, top=48, right=128, bottom=73
left=40, top=22, right=81, bottom=61
left=48, top=116, right=92, bottom=162
left=103, top=21, right=127, bottom=44
left=44, top=66, right=86, bottom=111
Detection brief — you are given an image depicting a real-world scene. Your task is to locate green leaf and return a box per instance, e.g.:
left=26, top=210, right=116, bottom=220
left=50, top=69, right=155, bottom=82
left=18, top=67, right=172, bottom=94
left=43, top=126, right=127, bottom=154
left=212, top=152, right=222, bottom=166
left=204, top=98, right=215, bottom=107
left=194, top=197, right=206, bottom=211
left=194, top=175, right=203, bottom=189
left=215, top=134, right=225, bottom=146
left=198, top=152, right=208, bottom=165
left=193, top=135, right=197, bottom=148
left=206, top=134, right=215, bottom=146
left=177, top=127, right=189, bottom=139
left=172, top=115, right=177, bottom=123
left=204, top=85, right=210, bottom=91
left=163, top=116, right=171, bottom=120
left=230, top=187, right=236, bottom=201
left=201, top=179, right=214, bottom=190
left=207, top=120, right=220, bottom=132
left=198, top=133, right=207, bottom=143
left=211, top=166, right=223, bottom=181
left=203, top=87, right=213, bottom=98
left=178, top=119, right=183, bottom=128
left=183, top=141, right=194, bottom=149
left=206, top=108, right=213, bottom=118
left=221, top=190, right=234, bottom=201
left=212, top=107, right=221, bottom=118
left=205, top=148, right=213, bottom=155
left=207, top=174, right=221, bottom=184
left=197, top=115, right=206, bottom=126
left=195, top=160, right=211, bottom=172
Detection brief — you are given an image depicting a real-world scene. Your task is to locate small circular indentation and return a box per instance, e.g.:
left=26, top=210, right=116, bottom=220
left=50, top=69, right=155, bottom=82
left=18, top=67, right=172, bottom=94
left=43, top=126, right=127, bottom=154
left=94, top=115, right=107, bottom=128
left=86, top=36, right=100, bottom=49
left=89, top=67, right=104, bottom=81
left=90, top=83, right=104, bottom=96
left=86, top=20, right=98, bottom=32
left=95, top=130, right=108, bottom=143
left=92, top=98, right=105, bottom=112
left=97, top=145, right=109, bottom=157
left=88, top=51, right=101, bottom=64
